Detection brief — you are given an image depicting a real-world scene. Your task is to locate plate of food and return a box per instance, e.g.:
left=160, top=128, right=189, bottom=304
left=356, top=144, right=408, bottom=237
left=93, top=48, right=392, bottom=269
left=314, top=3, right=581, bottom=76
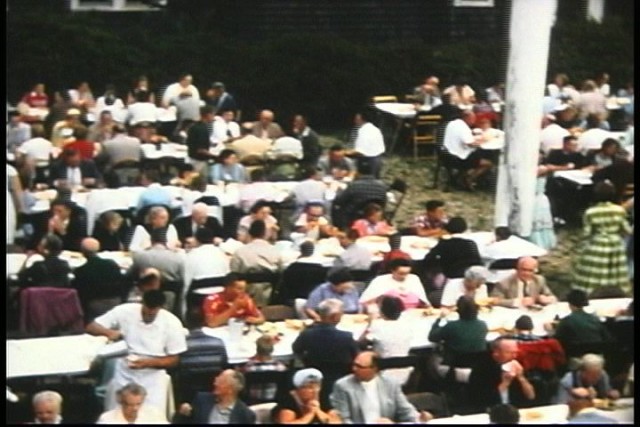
left=520, top=409, right=543, bottom=421
left=593, top=398, right=612, bottom=410
left=284, top=319, right=305, bottom=331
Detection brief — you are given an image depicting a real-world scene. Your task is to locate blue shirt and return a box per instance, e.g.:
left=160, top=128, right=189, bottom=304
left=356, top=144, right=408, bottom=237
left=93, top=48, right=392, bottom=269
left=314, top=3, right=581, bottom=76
left=137, top=184, right=173, bottom=210
left=305, top=282, right=360, bottom=314
left=209, top=163, right=246, bottom=184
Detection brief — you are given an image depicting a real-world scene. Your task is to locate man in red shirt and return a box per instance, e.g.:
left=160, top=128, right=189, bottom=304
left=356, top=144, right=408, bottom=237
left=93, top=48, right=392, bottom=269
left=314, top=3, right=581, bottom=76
left=202, top=273, right=265, bottom=328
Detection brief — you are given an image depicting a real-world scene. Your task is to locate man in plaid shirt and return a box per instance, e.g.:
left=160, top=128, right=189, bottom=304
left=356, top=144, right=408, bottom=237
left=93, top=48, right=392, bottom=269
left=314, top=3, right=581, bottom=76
left=239, top=334, right=288, bottom=402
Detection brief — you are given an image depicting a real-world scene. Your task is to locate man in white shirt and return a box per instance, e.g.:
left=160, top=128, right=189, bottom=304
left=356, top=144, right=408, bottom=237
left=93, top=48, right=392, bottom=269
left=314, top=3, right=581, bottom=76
left=161, top=73, right=200, bottom=108
left=212, top=109, right=241, bottom=147
left=440, top=265, right=491, bottom=308
left=127, top=90, right=158, bottom=126
left=540, top=117, right=571, bottom=154
left=86, top=290, right=187, bottom=414
left=443, top=110, right=491, bottom=190
left=16, top=123, right=53, bottom=183
left=330, top=351, right=432, bottom=424
left=182, top=227, right=230, bottom=319
left=360, top=258, right=430, bottom=310
left=351, top=111, right=385, bottom=178
left=97, top=383, right=168, bottom=424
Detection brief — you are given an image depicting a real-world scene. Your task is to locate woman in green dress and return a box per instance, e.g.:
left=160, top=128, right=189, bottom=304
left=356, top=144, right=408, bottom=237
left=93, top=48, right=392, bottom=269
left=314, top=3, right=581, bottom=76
left=573, top=181, right=631, bottom=293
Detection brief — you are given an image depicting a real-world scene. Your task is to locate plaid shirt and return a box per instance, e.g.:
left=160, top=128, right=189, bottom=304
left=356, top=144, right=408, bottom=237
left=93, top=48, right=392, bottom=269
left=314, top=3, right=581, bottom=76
left=240, top=358, right=288, bottom=401
left=411, top=214, right=448, bottom=230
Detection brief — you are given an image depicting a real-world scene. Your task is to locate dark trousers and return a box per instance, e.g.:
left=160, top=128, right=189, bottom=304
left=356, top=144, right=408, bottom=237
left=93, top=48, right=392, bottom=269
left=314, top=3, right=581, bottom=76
left=356, top=155, right=383, bottom=178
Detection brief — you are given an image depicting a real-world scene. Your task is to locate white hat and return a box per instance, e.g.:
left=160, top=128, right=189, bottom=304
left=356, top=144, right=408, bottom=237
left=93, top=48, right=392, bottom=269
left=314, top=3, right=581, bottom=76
left=292, top=368, right=323, bottom=388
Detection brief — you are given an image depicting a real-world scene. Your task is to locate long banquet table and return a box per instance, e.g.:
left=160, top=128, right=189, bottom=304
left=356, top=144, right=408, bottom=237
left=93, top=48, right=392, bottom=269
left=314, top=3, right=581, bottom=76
left=6, top=298, right=631, bottom=380
left=426, top=399, right=634, bottom=424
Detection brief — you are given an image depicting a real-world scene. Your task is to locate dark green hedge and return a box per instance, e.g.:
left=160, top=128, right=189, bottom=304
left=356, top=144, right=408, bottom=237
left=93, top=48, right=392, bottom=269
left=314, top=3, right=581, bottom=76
left=6, top=10, right=633, bottom=129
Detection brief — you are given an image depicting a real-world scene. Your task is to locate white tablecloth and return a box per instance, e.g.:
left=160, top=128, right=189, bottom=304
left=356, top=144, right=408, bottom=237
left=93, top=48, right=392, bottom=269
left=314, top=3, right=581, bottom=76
left=374, top=102, right=418, bottom=119
left=200, top=298, right=631, bottom=364
left=553, top=169, right=593, bottom=186
left=7, top=334, right=108, bottom=379
left=427, top=399, right=634, bottom=424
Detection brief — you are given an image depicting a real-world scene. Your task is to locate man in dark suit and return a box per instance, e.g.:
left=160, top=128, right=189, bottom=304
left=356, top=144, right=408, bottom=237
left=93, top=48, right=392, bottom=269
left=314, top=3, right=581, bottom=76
left=48, top=147, right=102, bottom=189
left=468, top=338, right=536, bottom=413
left=73, top=237, right=123, bottom=321
left=205, top=81, right=238, bottom=113
left=292, top=114, right=321, bottom=167
left=174, top=369, right=256, bottom=424
left=292, top=298, right=359, bottom=407
left=173, top=202, right=224, bottom=248
left=45, top=198, right=88, bottom=252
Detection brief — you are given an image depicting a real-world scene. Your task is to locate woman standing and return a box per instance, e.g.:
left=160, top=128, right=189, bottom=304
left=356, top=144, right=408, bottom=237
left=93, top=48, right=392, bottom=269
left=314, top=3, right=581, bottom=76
left=573, top=181, right=631, bottom=293
left=529, top=151, right=557, bottom=250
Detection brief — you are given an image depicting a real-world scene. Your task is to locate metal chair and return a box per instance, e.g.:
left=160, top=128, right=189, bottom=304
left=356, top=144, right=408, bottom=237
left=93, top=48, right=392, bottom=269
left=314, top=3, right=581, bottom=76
left=371, top=95, right=398, bottom=104
left=411, top=113, right=441, bottom=159
left=385, top=178, right=408, bottom=222
left=406, top=392, right=451, bottom=419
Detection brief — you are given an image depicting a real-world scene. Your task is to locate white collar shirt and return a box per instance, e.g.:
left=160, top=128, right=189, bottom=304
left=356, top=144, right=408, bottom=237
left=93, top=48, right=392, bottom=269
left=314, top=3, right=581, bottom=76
left=443, top=118, right=476, bottom=160
left=354, top=122, right=385, bottom=157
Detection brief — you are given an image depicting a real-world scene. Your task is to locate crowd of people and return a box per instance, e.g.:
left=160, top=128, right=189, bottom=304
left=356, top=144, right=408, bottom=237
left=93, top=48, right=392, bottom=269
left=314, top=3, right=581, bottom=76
left=6, top=71, right=634, bottom=424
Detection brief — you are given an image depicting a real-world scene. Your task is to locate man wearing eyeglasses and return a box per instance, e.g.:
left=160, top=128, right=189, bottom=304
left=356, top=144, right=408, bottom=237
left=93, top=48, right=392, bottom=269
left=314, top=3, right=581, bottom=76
left=491, top=256, right=557, bottom=308
left=330, top=351, right=433, bottom=424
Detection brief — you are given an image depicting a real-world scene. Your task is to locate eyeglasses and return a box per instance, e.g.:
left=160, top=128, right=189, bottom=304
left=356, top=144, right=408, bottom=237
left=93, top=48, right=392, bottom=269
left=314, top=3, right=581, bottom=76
left=353, top=363, right=373, bottom=369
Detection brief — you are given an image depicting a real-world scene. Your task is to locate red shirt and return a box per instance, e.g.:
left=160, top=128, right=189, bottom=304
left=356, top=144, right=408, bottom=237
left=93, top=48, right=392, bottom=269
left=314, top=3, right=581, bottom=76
left=21, top=92, right=49, bottom=108
left=65, top=140, right=95, bottom=160
left=202, top=292, right=261, bottom=324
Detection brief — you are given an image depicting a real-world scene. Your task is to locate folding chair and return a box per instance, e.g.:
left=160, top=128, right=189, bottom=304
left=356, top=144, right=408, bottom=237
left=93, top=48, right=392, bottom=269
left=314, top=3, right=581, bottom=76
left=385, top=178, right=408, bottom=222
left=411, top=114, right=441, bottom=159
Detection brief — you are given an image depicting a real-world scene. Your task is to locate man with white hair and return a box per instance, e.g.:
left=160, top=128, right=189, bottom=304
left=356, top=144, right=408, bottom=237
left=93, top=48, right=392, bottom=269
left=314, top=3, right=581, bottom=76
left=491, top=257, right=557, bottom=308
left=32, top=390, right=63, bottom=424
left=555, top=353, right=620, bottom=404
left=173, top=202, right=224, bottom=248
left=468, top=338, right=536, bottom=413
left=292, top=298, right=359, bottom=407
left=174, top=369, right=256, bottom=424
left=97, top=383, right=168, bottom=424
left=439, top=265, right=491, bottom=308
left=251, top=109, right=284, bottom=140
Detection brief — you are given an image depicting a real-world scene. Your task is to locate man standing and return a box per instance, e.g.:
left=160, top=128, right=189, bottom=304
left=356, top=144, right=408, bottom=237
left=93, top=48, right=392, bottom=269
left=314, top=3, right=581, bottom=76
left=186, top=106, right=217, bottom=175
left=351, top=111, right=385, bottom=179
left=206, top=82, right=237, bottom=113
left=491, top=256, right=557, bottom=308
left=330, top=350, right=433, bottom=424
left=85, top=290, right=188, bottom=414
left=292, top=114, right=322, bottom=167
left=174, top=369, right=256, bottom=424
left=467, top=338, right=536, bottom=413
left=293, top=298, right=359, bottom=407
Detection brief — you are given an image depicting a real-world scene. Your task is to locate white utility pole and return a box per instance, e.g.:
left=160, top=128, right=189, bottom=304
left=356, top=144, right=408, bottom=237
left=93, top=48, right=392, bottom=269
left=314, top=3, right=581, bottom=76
left=494, top=0, right=557, bottom=237
left=587, top=0, right=605, bottom=23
